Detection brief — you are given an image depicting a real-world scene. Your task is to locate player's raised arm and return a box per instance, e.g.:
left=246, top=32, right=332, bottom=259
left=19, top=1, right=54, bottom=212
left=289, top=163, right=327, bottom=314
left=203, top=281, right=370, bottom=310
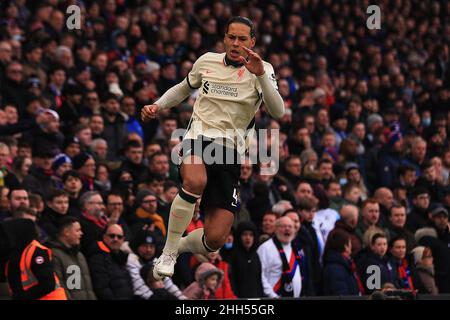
left=141, top=78, right=193, bottom=121
left=241, top=46, right=285, bottom=119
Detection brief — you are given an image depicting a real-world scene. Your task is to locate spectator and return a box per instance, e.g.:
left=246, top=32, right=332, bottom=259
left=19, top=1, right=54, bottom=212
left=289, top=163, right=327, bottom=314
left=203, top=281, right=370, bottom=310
left=11, top=156, right=32, bottom=185
left=281, top=155, right=302, bottom=190
left=48, top=217, right=96, bottom=300
left=323, top=229, right=365, bottom=296
left=117, top=140, right=147, bottom=184
left=22, top=146, right=56, bottom=199
left=313, top=186, right=340, bottom=243
left=356, top=199, right=382, bottom=243
left=229, top=221, right=263, bottom=298
left=342, top=183, right=362, bottom=207
left=189, top=251, right=237, bottom=300
left=257, top=216, right=302, bottom=298
left=387, top=236, right=421, bottom=291
left=415, top=205, right=450, bottom=293
left=329, top=204, right=362, bottom=257
left=272, top=200, right=294, bottom=217
left=182, top=262, right=223, bottom=300
left=101, top=94, right=128, bottom=161
left=7, top=188, right=30, bottom=217
left=386, top=204, right=416, bottom=253
left=258, top=211, right=277, bottom=243
left=94, top=163, right=111, bottom=192
left=87, top=224, right=133, bottom=300
left=345, top=165, right=368, bottom=201
left=90, top=138, right=108, bottom=163
left=62, top=170, right=83, bottom=217
left=147, top=152, right=170, bottom=178
left=43, top=65, right=65, bottom=110
left=376, top=128, right=405, bottom=189
left=0, top=143, right=20, bottom=189
left=127, top=227, right=185, bottom=300
left=4, top=218, right=67, bottom=300
left=0, top=186, right=10, bottom=220
left=72, top=152, right=102, bottom=193
left=359, top=233, right=393, bottom=294
left=79, top=191, right=108, bottom=254
left=158, top=181, right=179, bottom=224
left=51, top=153, right=72, bottom=190
left=39, top=189, right=69, bottom=239
left=121, top=96, right=143, bottom=139
left=1, top=61, right=27, bottom=111
left=62, top=136, right=81, bottom=159
left=416, top=160, right=446, bottom=203
left=406, top=187, right=431, bottom=233
left=74, top=124, right=93, bottom=153
left=23, top=109, right=64, bottom=154
left=22, top=43, right=46, bottom=87
left=283, top=209, right=315, bottom=296
left=405, top=137, right=428, bottom=177
left=105, top=192, right=131, bottom=241
left=317, top=158, right=335, bottom=185
left=239, top=159, right=254, bottom=206
left=139, top=264, right=178, bottom=300
left=374, top=187, right=394, bottom=227
left=397, top=164, right=417, bottom=194
left=89, top=114, right=105, bottom=140
left=325, top=179, right=345, bottom=212
left=131, top=189, right=166, bottom=239
left=296, top=196, right=323, bottom=293
left=29, top=193, right=45, bottom=218
left=411, top=246, right=439, bottom=295
left=294, top=180, right=314, bottom=204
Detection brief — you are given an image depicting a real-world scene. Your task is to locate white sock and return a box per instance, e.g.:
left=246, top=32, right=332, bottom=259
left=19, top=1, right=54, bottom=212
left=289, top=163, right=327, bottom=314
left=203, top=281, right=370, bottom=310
left=162, top=189, right=200, bottom=255
left=178, top=228, right=217, bottom=254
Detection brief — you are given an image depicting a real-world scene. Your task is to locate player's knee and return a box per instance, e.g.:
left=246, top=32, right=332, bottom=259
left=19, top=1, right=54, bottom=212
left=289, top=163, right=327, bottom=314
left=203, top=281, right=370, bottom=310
left=183, top=175, right=207, bottom=195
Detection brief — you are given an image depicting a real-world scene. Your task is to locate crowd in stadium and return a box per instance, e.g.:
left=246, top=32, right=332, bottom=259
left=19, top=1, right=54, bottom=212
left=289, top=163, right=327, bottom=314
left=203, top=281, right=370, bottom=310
left=0, top=0, right=449, bottom=299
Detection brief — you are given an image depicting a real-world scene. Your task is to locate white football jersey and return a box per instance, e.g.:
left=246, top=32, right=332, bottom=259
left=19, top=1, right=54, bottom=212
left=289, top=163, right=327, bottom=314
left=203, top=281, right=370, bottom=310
left=184, top=52, right=278, bottom=151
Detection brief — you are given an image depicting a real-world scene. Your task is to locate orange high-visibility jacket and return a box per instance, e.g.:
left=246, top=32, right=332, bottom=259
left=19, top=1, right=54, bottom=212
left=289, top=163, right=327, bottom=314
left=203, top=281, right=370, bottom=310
left=18, top=240, right=68, bottom=300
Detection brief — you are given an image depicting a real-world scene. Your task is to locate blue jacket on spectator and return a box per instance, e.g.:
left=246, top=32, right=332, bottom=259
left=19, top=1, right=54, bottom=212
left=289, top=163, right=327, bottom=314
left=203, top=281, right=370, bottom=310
left=126, top=116, right=144, bottom=140
left=376, top=147, right=407, bottom=189
left=323, top=250, right=361, bottom=296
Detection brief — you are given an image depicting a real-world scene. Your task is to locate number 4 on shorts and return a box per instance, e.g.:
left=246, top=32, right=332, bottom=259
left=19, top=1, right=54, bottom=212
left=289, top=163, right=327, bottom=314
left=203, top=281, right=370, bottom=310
left=231, top=188, right=238, bottom=207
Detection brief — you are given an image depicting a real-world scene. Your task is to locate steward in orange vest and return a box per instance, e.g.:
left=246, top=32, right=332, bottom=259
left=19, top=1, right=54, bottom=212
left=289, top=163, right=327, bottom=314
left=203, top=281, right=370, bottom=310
left=3, top=219, right=67, bottom=300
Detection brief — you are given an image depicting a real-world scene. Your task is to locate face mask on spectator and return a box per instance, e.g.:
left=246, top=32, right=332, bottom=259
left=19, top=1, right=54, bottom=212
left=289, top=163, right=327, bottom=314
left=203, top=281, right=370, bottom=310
left=422, top=118, right=431, bottom=127
left=223, top=242, right=233, bottom=250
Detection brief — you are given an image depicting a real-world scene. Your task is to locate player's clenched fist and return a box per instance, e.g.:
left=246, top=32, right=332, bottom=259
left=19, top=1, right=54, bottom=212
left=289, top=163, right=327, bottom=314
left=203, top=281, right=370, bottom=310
left=141, top=104, right=159, bottom=121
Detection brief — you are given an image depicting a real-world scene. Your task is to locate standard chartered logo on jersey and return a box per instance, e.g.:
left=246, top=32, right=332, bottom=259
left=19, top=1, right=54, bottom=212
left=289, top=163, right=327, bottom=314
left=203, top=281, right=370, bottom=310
left=202, top=81, right=238, bottom=97
left=170, top=124, right=279, bottom=176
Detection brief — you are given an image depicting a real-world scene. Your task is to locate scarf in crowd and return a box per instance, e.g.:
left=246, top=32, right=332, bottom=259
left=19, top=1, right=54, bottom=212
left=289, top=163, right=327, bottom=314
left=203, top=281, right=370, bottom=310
left=82, top=211, right=108, bottom=229
left=272, top=236, right=302, bottom=297
left=135, top=207, right=167, bottom=236
left=398, top=258, right=415, bottom=290
left=82, top=177, right=95, bottom=191
left=350, top=258, right=365, bottom=295
left=50, top=84, right=63, bottom=108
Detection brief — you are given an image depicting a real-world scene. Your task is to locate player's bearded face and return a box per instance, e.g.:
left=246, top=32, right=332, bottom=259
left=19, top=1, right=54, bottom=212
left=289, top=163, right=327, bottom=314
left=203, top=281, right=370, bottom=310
left=224, top=23, right=256, bottom=62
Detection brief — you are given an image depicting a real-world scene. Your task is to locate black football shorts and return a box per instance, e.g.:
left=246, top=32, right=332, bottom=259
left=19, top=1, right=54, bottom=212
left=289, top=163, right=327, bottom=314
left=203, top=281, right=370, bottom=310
left=179, top=136, right=240, bottom=214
